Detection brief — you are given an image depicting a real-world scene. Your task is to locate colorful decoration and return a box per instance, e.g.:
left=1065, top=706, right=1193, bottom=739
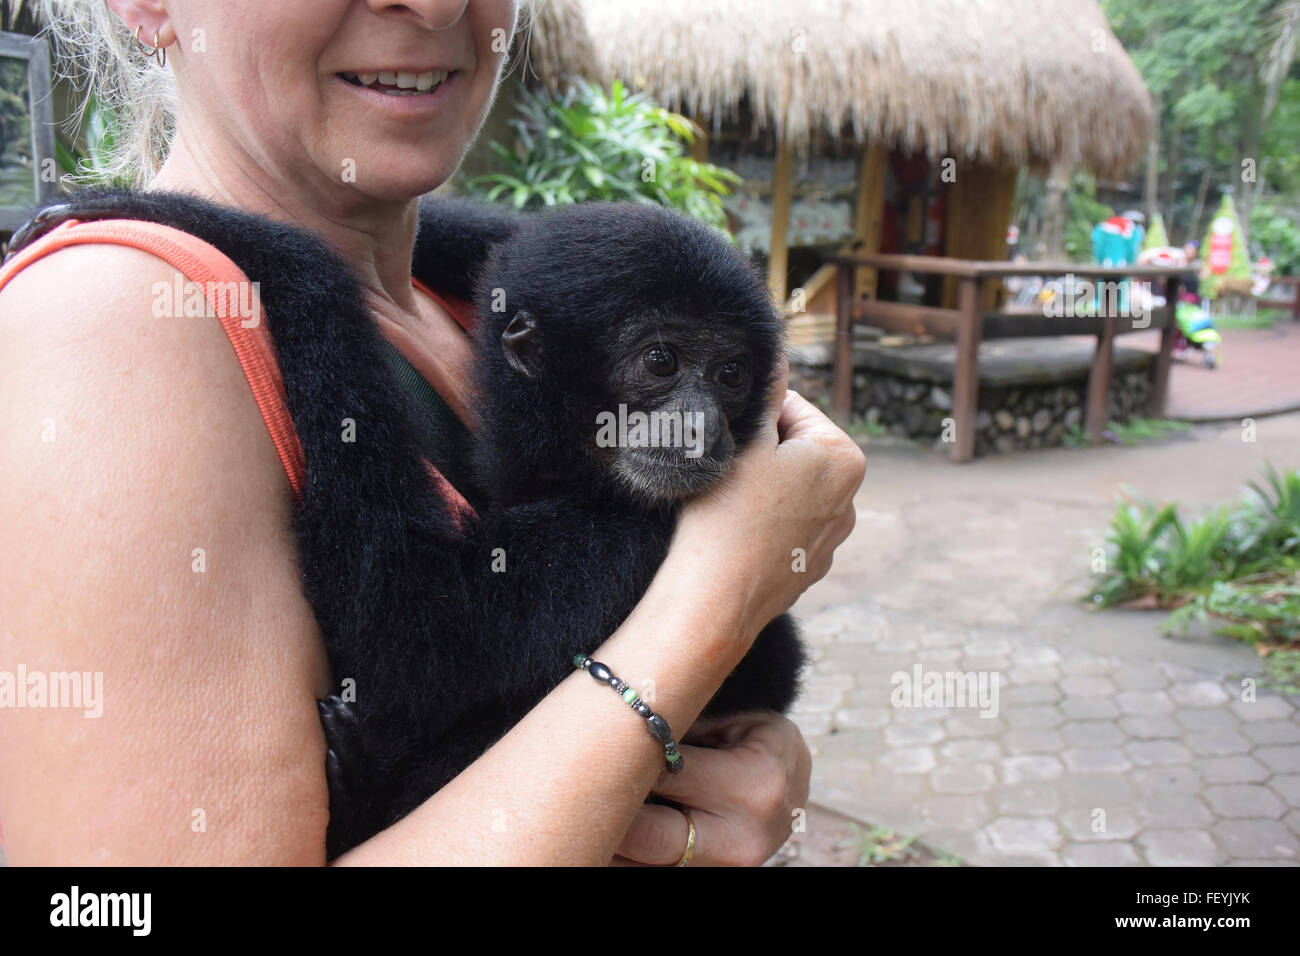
left=1201, top=194, right=1251, bottom=297
left=1141, top=212, right=1168, bottom=251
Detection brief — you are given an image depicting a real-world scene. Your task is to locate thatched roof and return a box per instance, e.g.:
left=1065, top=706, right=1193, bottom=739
left=524, top=0, right=1154, bottom=178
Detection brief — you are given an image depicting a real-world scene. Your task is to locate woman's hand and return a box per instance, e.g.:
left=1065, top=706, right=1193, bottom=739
left=670, top=356, right=867, bottom=657
left=611, top=711, right=811, bottom=866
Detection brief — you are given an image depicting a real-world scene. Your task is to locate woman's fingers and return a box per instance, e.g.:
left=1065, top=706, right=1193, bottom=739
left=754, top=354, right=790, bottom=446
left=615, top=802, right=703, bottom=866
left=649, top=741, right=759, bottom=809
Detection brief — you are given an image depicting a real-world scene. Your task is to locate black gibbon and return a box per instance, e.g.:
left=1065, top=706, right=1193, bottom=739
left=318, top=200, right=806, bottom=854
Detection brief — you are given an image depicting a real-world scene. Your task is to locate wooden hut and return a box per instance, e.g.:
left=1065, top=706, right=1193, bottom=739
left=517, top=0, right=1154, bottom=339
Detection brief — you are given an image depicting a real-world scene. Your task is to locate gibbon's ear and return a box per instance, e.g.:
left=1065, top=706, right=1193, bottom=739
left=502, top=310, right=541, bottom=378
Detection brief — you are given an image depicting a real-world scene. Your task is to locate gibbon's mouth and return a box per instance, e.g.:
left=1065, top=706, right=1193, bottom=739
left=337, top=69, right=454, bottom=95
left=614, top=450, right=731, bottom=504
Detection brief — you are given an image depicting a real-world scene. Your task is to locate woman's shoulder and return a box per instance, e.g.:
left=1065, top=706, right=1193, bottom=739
left=0, top=235, right=296, bottom=558
left=2, top=222, right=305, bottom=492
left=0, top=239, right=263, bottom=436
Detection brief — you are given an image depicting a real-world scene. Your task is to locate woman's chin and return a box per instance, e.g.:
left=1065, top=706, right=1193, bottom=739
left=341, top=165, right=457, bottom=203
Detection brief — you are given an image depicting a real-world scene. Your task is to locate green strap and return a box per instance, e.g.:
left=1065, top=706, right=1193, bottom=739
left=374, top=334, right=482, bottom=506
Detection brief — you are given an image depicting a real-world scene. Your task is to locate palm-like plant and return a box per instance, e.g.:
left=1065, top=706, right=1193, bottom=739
left=1088, top=465, right=1300, bottom=682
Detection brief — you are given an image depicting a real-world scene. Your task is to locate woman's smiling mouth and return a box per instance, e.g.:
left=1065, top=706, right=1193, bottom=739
left=338, top=69, right=453, bottom=95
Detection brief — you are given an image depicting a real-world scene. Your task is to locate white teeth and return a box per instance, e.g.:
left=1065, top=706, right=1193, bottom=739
left=344, top=69, right=448, bottom=94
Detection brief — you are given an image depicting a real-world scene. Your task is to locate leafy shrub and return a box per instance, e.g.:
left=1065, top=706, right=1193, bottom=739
left=462, top=79, right=740, bottom=230
left=1087, top=464, right=1300, bottom=689
left=1250, top=202, right=1300, bottom=276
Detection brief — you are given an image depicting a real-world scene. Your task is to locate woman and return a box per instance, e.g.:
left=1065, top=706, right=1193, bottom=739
left=0, top=0, right=864, bottom=865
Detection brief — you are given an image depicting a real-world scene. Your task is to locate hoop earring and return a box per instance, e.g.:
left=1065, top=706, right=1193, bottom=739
left=135, top=25, right=168, bottom=69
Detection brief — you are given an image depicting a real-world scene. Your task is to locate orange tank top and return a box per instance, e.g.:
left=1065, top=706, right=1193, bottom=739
left=0, top=218, right=477, bottom=511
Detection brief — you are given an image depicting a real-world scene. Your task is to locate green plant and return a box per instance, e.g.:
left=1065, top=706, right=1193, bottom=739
left=1088, top=466, right=1300, bottom=690
left=852, top=824, right=919, bottom=866
left=846, top=418, right=886, bottom=439
left=1064, top=173, right=1114, bottom=262
left=1091, top=499, right=1181, bottom=607
left=55, top=96, right=128, bottom=187
left=1063, top=424, right=1091, bottom=448
left=463, top=79, right=741, bottom=230
left=1102, top=417, right=1193, bottom=446
left=1250, top=201, right=1300, bottom=276
left=1213, top=309, right=1277, bottom=330
left=1262, top=648, right=1300, bottom=695
left=1164, top=577, right=1300, bottom=644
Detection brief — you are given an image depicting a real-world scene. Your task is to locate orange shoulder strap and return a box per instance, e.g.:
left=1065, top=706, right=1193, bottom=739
left=411, top=276, right=475, bottom=333
left=0, top=219, right=307, bottom=499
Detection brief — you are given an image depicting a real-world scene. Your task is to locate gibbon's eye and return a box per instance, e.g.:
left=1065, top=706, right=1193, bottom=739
left=643, top=346, right=677, bottom=377
left=718, top=360, right=746, bottom=388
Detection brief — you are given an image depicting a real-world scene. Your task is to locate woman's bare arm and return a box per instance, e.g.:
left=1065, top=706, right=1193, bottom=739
left=0, top=246, right=333, bottom=864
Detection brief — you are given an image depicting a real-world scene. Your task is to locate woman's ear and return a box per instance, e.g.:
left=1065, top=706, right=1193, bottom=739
left=106, top=0, right=178, bottom=51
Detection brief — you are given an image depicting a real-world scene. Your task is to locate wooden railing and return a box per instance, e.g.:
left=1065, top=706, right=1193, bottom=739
left=1256, top=275, right=1300, bottom=321
left=831, top=254, right=1200, bottom=462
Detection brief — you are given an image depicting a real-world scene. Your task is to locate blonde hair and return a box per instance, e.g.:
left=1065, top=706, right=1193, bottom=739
left=38, top=0, right=538, bottom=189
left=38, top=0, right=177, bottom=187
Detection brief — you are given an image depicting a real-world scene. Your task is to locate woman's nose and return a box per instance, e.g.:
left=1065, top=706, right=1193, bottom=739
left=364, top=0, right=472, bottom=31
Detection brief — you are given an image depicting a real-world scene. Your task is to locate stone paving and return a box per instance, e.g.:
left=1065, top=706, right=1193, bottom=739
left=791, top=410, right=1300, bottom=866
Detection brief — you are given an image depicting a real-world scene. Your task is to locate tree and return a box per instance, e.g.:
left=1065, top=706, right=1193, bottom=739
left=1103, top=0, right=1300, bottom=240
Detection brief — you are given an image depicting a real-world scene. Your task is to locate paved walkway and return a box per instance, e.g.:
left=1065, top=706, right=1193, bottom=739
left=1130, top=319, right=1300, bottom=421
left=793, top=411, right=1300, bottom=865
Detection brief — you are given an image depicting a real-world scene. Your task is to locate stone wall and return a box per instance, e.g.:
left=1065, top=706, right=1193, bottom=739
left=789, top=341, right=1158, bottom=455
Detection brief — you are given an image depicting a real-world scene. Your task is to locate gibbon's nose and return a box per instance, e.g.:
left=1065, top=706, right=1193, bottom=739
left=676, top=403, right=731, bottom=461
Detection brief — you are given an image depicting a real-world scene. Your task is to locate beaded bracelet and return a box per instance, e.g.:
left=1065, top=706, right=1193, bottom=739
left=574, top=654, right=683, bottom=773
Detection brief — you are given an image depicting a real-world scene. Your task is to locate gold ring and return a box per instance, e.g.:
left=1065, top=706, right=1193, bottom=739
left=675, top=810, right=696, bottom=867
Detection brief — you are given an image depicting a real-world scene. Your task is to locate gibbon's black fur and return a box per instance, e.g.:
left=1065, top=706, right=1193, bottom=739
left=11, top=190, right=805, bottom=858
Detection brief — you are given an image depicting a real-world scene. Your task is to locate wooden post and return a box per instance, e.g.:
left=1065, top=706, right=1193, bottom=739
left=1150, top=276, right=1180, bottom=417
left=1292, top=279, right=1300, bottom=323
left=767, top=139, right=795, bottom=306
left=942, top=163, right=1019, bottom=311
left=689, top=115, right=710, bottom=163
left=831, top=263, right=855, bottom=424
left=852, top=143, right=888, bottom=299
left=950, top=276, right=983, bottom=462
left=1086, top=312, right=1117, bottom=441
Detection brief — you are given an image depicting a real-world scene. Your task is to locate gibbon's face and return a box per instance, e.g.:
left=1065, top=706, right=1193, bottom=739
left=501, top=309, right=765, bottom=505
left=603, top=319, right=760, bottom=504
left=124, top=0, right=518, bottom=202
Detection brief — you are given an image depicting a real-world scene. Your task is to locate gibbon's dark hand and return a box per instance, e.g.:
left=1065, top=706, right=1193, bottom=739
left=673, top=354, right=866, bottom=653
left=611, top=710, right=811, bottom=866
